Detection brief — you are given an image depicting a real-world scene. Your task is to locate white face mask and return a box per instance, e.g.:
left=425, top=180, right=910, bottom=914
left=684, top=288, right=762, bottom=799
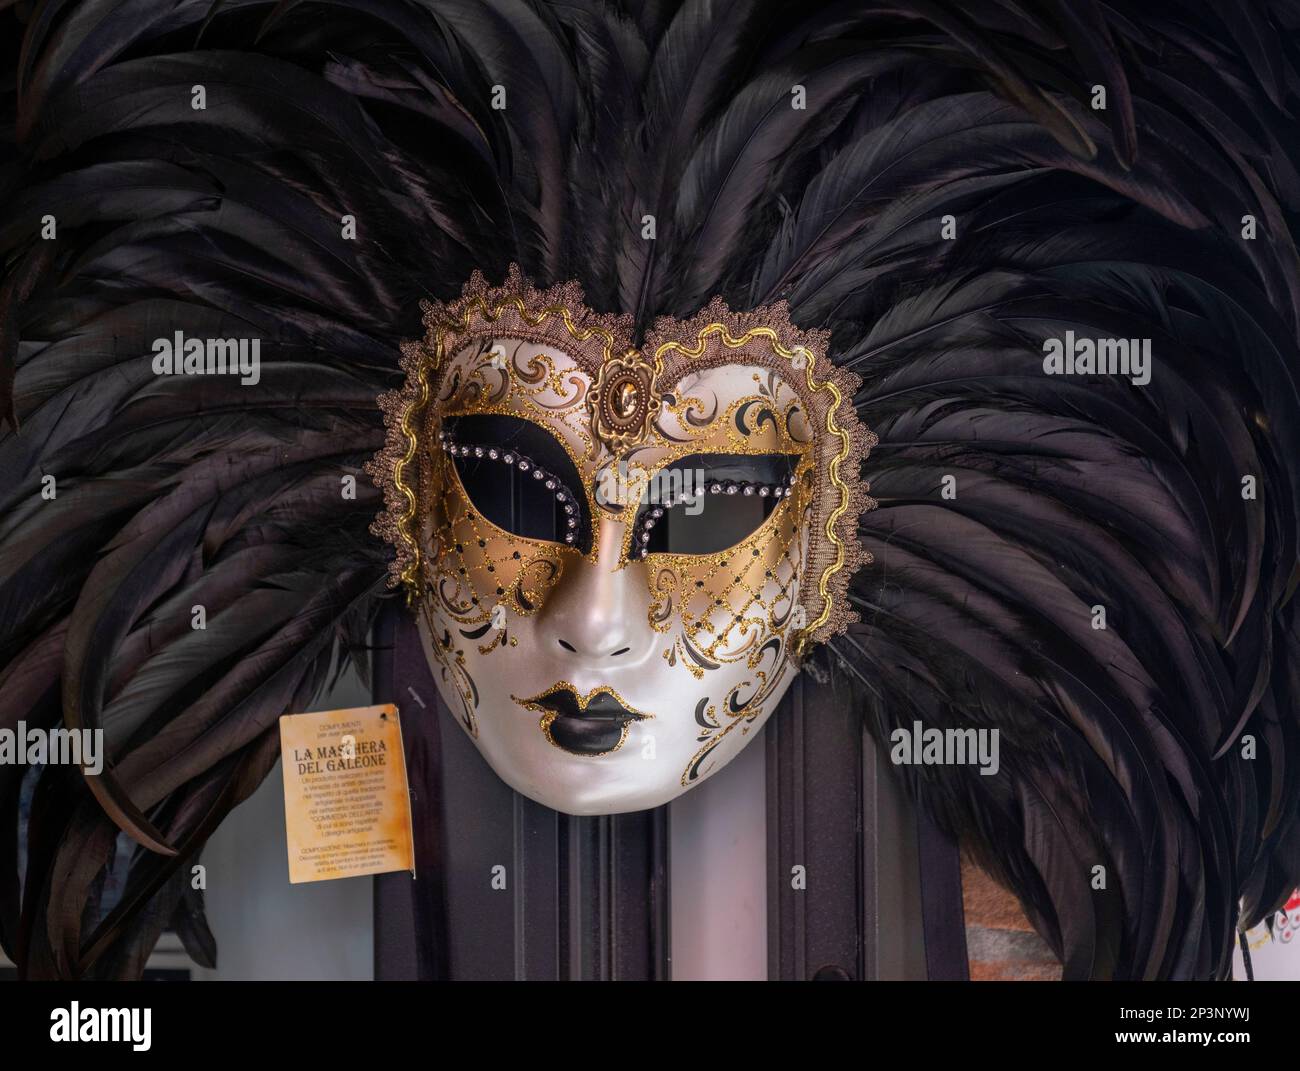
left=370, top=268, right=876, bottom=815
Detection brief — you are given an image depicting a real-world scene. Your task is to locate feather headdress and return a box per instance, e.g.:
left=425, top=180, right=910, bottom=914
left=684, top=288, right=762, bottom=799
left=2, top=0, right=1299, bottom=979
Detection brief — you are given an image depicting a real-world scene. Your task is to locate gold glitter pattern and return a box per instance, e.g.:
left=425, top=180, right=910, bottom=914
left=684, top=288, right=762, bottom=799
left=678, top=625, right=795, bottom=786
left=426, top=451, right=573, bottom=622
left=647, top=468, right=810, bottom=678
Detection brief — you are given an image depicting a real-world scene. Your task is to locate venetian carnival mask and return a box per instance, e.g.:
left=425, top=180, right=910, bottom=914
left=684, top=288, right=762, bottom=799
left=369, top=268, right=876, bottom=814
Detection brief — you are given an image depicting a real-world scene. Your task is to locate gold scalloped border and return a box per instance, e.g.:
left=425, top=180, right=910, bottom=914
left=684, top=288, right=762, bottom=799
left=366, top=339, right=435, bottom=602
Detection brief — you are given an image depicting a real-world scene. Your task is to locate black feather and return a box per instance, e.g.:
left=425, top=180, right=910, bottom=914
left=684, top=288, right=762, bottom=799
left=3, top=0, right=1300, bottom=981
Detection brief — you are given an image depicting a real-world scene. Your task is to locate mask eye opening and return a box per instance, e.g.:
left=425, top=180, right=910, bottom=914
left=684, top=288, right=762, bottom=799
left=629, top=453, right=800, bottom=559
left=436, top=414, right=592, bottom=553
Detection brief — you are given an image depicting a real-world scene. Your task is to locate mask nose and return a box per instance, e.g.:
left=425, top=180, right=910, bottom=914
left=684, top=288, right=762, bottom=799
left=539, top=516, right=654, bottom=662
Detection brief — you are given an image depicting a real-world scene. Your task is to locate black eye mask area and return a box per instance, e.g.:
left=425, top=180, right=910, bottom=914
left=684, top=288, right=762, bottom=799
left=438, top=413, right=592, bottom=553
left=630, top=453, right=799, bottom=557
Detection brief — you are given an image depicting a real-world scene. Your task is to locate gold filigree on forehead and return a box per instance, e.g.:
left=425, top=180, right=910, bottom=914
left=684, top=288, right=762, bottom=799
left=436, top=342, right=599, bottom=521
left=629, top=376, right=811, bottom=471
left=367, top=265, right=877, bottom=652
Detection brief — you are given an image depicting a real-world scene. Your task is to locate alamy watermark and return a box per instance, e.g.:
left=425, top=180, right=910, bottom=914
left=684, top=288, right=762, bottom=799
left=596, top=460, right=705, bottom=514
left=1042, top=331, right=1151, bottom=385
left=50, top=1002, right=150, bottom=1051
left=152, top=330, right=261, bottom=385
left=889, top=721, right=1000, bottom=776
left=0, top=721, right=103, bottom=774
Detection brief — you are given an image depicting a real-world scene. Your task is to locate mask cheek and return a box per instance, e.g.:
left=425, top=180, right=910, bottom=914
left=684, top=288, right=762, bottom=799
left=426, top=462, right=566, bottom=621
left=677, top=604, right=803, bottom=788
left=636, top=495, right=810, bottom=788
left=647, top=490, right=810, bottom=671
left=417, top=473, right=574, bottom=735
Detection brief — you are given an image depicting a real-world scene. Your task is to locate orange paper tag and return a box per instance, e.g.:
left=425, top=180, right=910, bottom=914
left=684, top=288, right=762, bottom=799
left=279, top=703, right=415, bottom=884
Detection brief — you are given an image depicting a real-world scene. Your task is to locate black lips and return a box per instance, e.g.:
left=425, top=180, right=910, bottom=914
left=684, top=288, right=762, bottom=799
left=538, top=689, right=645, bottom=755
